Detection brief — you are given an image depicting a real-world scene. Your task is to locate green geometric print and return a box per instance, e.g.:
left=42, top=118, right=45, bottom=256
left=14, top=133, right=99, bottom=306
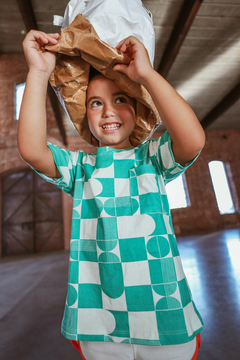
left=35, top=131, right=203, bottom=346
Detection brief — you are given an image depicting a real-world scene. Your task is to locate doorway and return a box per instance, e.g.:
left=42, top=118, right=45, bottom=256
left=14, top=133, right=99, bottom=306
left=2, top=169, right=63, bottom=256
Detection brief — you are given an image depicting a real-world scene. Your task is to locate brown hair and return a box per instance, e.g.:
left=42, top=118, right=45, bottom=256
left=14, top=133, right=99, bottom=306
left=89, top=66, right=102, bottom=82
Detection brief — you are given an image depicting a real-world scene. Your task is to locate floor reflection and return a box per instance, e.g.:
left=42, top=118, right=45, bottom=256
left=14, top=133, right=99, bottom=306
left=225, top=231, right=240, bottom=305
left=177, top=228, right=240, bottom=360
left=225, top=232, right=240, bottom=274
left=1, top=229, right=240, bottom=360
left=180, top=247, right=208, bottom=317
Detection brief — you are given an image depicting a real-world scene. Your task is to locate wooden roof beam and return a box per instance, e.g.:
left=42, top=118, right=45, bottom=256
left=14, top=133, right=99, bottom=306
left=16, top=0, right=67, bottom=145
left=157, top=0, right=204, bottom=78
left=201, top=82, right=240, bottom=129
left=16, top=0, right=38, bottom=32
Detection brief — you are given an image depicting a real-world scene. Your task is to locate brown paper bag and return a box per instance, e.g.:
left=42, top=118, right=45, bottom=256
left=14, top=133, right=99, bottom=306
left=46, top=14, right=161, bottom=146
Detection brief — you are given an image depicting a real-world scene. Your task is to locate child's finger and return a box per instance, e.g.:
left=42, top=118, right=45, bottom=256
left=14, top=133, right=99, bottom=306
left=117, top=36, right=139, bottom=49
left=116, top=39, right=125, bottom=50
left=45, top=33, right=60, bottom=42
left=112, top=63, right=128, bottom=75
left=47, top=33, right=60, bottom=38
left=38, top=33, right=59, bottom=45
left=26, top=31, right=59, bottom=46
left=116, top=37, right=134, bottom=53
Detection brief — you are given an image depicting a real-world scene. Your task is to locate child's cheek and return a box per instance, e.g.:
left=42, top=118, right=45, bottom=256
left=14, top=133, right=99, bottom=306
left=120, top=107, right=135, bottom=122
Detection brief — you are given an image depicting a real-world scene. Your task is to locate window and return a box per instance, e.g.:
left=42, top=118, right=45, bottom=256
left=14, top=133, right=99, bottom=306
left=208, top=161, right=235, bottom=215
left=166, top=174, right=190, bottom=209
left=15, top=82, right=25, bottom=120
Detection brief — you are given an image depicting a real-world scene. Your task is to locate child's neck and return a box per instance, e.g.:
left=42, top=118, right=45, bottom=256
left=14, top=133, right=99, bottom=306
left=99, top=138, right=133, bottom=150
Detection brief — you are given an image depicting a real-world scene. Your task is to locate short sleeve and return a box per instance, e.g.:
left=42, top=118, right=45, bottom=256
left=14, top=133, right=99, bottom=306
left=148, top=131, right=200, bottom=185
left=33, top=143, right=83, bottom=197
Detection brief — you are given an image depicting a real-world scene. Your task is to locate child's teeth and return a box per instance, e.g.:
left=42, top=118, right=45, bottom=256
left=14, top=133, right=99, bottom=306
left=103, top=124, right=120, bottom=130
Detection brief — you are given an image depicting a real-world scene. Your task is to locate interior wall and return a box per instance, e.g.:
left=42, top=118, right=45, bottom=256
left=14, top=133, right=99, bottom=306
left=0, top=54, right=65, bottom=256
left=169, top=129, right=240, bottom=235
left=0, top=54, right=63, bottom=174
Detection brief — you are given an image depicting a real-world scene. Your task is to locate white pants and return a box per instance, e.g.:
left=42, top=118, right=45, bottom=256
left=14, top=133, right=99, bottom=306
left=79, top=337, right=197, bottom=360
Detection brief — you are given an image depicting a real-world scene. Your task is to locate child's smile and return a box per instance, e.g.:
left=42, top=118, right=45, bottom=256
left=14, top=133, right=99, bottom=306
left=101, top=122, right=121, bottom=132
left=86, top=75, right=136, bottom=149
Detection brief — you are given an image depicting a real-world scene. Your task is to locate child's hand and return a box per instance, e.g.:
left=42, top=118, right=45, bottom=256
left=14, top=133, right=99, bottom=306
left=22, top=30, right=59, bottom=78
left=113, top=36, right=153, bottom=85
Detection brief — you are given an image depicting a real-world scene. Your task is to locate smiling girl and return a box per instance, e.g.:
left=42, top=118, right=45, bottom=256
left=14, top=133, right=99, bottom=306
left=18, top=30, right=205, bottom=360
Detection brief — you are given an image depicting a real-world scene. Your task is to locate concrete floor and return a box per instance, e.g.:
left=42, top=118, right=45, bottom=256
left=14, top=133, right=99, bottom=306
left=1, top=228, right=240, bottom=360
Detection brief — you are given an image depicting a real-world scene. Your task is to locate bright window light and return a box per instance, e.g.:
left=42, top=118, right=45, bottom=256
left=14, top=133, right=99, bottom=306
left=166, top=174, right=189, bottom=209
left=15, top=82, right=25, bottom=120
left=208, top=161, right=235, bottom=215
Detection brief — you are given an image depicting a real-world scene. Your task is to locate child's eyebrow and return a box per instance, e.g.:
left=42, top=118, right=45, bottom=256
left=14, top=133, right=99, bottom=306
left=87, top=96, right=102, bottom=104
left=113, top=92, right=130, bottom=98
left=114, top=92, right=135, bottom=105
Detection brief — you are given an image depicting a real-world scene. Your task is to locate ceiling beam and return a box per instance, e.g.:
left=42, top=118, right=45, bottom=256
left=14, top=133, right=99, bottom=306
left=201, top=82, right=240, bottom=129
left=157, top=0, right=204, bottom=78
left=16, top=0, right=38, bottom=32
left=16, top=0, right=67, bottom=145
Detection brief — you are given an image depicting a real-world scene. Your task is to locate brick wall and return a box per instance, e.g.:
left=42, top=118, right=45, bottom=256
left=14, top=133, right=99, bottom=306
left=1, top=54, right=240, bottom=254
left=0, top=54, right=64, bottom=255
left=0, top=53, right=63, bottom=176
left=170, top=129, right=240, bottom=235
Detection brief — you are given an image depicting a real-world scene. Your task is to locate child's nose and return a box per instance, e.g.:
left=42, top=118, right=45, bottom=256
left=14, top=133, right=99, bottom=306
left=103, top=103, right=115, bottom=118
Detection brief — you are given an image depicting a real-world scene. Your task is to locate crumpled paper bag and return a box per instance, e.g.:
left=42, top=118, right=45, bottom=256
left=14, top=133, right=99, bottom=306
left=54, top=0, right=155, bottom=66
left=46, top=14, right=161, bottom=147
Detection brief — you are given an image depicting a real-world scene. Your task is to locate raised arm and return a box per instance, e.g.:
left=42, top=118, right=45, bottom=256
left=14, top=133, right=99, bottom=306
left=113, top=37, right=205, bottom=165
left=18, top=30, right=61, bottom=177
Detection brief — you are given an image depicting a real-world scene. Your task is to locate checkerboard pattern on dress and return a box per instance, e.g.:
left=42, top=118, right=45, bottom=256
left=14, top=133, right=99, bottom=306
left=35, top=131, right=203, bottom=345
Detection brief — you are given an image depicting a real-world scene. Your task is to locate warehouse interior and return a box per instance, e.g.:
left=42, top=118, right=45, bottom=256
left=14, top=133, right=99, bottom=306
left=0, top=0, right=240, bottom=359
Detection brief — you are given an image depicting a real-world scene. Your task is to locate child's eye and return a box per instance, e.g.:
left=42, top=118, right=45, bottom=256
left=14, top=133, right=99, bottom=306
left=116, top=96, right=126, bottom=104
left=91, top=100, right=102, bottom=107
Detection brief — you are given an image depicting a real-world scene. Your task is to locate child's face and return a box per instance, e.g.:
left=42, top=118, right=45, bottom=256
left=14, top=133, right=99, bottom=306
left=86, top=75, right=136, bottom=149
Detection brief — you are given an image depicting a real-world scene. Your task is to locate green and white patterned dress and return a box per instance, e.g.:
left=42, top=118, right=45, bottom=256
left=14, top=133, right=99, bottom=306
left=35, top=130, right=204, bottom=346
